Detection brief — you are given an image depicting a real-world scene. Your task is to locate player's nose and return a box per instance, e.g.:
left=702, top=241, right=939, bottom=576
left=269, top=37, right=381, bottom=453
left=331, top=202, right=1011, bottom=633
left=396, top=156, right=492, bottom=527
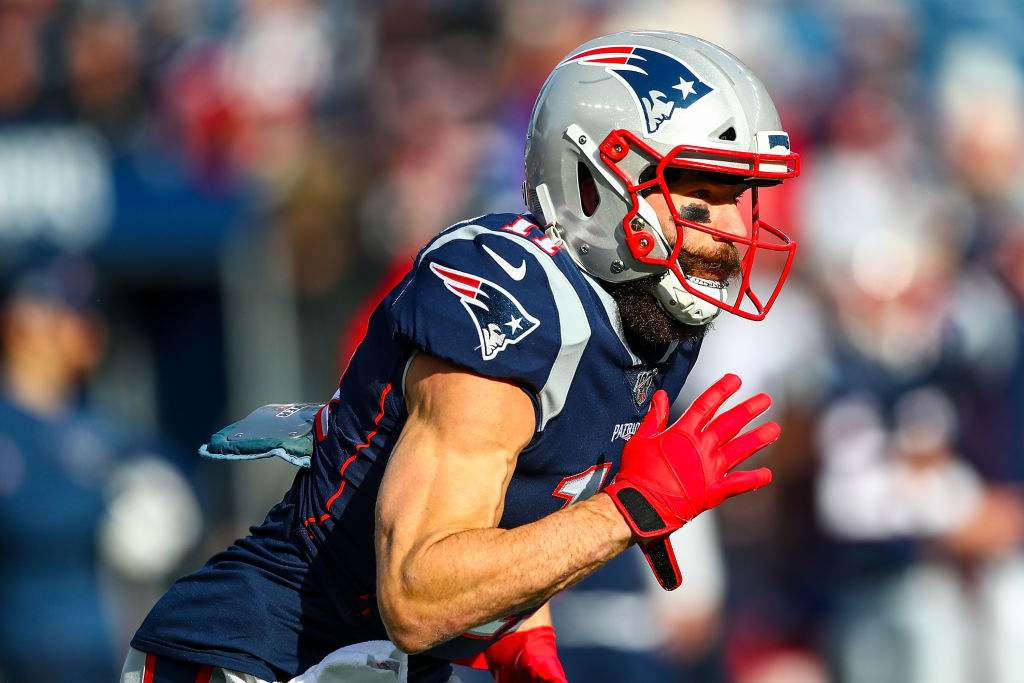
left=712, top=204, right=747, bottom=241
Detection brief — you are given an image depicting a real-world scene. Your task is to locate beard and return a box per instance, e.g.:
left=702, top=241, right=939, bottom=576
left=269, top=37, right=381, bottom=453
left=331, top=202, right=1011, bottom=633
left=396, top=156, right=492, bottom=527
left=605, top=276, right=708, bottom=351
left=605, top=241, right=743, bottom=352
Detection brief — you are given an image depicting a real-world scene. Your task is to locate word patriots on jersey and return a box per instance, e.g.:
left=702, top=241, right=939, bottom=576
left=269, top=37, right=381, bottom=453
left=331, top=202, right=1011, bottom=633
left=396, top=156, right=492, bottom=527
left=430, top=262, right=540, bottom=360
left=611, top=421, right=640, bottom=442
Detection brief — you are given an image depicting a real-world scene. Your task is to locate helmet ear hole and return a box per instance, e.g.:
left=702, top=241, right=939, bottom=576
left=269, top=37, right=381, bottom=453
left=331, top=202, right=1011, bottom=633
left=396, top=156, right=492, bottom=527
left=577, top=162, right=600, bottom=217
left=638, top=166, right=657, bottom=197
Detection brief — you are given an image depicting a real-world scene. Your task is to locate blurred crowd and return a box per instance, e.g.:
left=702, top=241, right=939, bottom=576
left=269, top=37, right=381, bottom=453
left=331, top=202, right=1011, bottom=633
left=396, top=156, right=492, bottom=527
left=1, top=0, right=1024, bottom=682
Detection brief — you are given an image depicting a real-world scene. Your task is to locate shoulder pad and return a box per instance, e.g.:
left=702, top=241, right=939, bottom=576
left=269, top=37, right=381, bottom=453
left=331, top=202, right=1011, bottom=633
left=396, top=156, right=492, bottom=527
left=388, top=217, right=588, bottom=399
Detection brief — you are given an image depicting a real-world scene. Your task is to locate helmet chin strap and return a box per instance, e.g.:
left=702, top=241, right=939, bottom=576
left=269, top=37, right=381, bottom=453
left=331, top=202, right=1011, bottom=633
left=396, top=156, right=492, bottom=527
left=652, top=270, right=727, bottom=326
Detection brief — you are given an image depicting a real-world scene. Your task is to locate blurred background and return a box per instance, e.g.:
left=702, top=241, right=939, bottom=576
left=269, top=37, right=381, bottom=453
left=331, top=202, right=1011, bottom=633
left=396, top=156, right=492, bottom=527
left=1, top=0, right=1023, bottom=682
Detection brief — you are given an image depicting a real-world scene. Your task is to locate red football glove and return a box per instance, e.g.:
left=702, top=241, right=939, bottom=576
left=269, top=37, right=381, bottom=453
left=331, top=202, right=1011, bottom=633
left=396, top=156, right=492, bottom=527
left=483, top=626, right=568, bottom=683
left=604, top=374, right=777, bottom=590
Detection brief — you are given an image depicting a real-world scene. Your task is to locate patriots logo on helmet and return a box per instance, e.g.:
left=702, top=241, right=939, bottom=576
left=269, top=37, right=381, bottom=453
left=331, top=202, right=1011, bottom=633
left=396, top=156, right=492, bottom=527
left=430, top=262, right=539, bottom=361
left=560, top=45, right=715, bottom=135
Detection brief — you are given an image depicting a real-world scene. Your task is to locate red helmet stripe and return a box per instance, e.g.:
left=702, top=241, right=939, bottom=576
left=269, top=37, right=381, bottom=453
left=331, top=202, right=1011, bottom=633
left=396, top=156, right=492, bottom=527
left=559, top=46, right=635, bottom=66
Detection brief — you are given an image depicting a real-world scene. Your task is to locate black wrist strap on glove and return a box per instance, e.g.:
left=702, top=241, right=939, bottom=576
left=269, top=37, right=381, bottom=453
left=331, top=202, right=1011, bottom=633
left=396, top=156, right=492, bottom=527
left=638, top=536, right=682, bottom=591
left=605, top=485, right=683, bottom=590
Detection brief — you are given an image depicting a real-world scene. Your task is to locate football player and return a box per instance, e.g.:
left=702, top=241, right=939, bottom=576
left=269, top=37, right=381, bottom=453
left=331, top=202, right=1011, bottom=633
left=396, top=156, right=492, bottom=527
left=122, top=30, right=799, bottom=683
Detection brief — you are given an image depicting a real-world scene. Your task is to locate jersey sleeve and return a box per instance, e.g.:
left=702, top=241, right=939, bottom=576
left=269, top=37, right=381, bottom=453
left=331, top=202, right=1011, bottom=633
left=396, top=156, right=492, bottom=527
left=386, top=223, right=576, bottom=399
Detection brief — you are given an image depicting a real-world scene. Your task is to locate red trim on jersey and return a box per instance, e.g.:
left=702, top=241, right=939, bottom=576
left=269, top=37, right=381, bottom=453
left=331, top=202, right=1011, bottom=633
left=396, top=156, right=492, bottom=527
left=143, top=653, right=155, bottom=683
left=314, top=393, right=340, bottom=442
left=305, top=384, right=392, bottom=531
left=318, top=453, right=357, bottom=518
left=353, top=384, right=392, bottom=458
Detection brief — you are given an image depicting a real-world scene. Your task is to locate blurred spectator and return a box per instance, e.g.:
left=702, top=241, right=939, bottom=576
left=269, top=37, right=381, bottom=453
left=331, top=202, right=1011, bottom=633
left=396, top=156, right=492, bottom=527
left=551, top=514, right=729, bottom=683
left=0, top=251, right=201, bottom=683
left=804, top=110, right=1024, bottom=682
left=65, top=4, right=145, bottom=148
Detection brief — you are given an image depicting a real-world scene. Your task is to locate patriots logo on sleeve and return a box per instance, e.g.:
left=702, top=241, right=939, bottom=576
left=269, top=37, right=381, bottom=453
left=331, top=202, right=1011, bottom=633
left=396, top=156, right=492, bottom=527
left=429, top=262, right=540, bottom=361
left=559, top=45, right=715, bottom=135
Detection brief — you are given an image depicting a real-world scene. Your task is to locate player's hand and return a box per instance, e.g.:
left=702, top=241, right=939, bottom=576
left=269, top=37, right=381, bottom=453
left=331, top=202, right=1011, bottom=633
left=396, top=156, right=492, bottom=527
left=484, top=626, right=568, bottom=683
left=604, top=374, right=777, bottom=589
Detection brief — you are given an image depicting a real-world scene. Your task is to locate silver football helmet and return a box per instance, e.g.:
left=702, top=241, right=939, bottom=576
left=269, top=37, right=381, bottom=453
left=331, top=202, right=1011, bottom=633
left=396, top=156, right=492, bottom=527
left=524, top=31, right=799, bottom=324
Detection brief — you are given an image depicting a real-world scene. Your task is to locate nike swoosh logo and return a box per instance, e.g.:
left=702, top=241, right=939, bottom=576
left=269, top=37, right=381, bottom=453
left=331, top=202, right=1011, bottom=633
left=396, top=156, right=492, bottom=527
left=481, top=243, right=527, bottom=281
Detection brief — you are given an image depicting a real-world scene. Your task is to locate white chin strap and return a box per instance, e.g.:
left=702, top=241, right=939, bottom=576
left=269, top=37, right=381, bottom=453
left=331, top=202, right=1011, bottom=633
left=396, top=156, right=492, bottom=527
left=652, top=270, right=728, bottom=326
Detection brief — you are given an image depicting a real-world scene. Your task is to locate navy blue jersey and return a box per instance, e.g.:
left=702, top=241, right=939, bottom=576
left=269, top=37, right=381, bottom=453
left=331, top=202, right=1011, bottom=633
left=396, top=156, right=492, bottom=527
left=132, top=213, right=702, bottom=682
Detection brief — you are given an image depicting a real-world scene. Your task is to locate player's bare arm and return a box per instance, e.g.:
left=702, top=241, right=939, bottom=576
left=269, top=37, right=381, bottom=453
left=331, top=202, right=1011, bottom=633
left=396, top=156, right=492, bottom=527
left=375, top=352, right=633, bottom=654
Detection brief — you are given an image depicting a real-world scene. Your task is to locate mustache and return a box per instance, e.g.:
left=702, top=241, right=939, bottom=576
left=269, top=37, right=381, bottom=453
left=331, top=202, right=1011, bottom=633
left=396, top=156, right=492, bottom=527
left=677, top=242, right=742, bottom=282
left=674, top=202, right=742, bottom=281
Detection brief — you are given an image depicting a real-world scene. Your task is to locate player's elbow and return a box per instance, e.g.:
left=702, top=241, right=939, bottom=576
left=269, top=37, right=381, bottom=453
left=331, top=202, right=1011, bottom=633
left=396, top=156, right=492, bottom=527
left=380, top=611, right=446, bottom=654
left=383, top=621, right=431, bottom=655
left=378, top=589, right=446, bottom=654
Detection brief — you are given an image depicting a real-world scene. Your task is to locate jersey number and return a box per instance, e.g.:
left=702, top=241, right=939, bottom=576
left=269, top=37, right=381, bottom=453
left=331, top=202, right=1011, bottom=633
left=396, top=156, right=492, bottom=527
left=553, top=463, right=612, bottom=508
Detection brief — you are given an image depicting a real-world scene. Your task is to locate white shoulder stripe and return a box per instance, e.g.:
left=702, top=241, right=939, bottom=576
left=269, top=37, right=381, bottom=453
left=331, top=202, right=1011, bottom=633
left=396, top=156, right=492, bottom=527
left=580, top=271, right=641, bottom=365
left=579, top=270, right=678, bottom=365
